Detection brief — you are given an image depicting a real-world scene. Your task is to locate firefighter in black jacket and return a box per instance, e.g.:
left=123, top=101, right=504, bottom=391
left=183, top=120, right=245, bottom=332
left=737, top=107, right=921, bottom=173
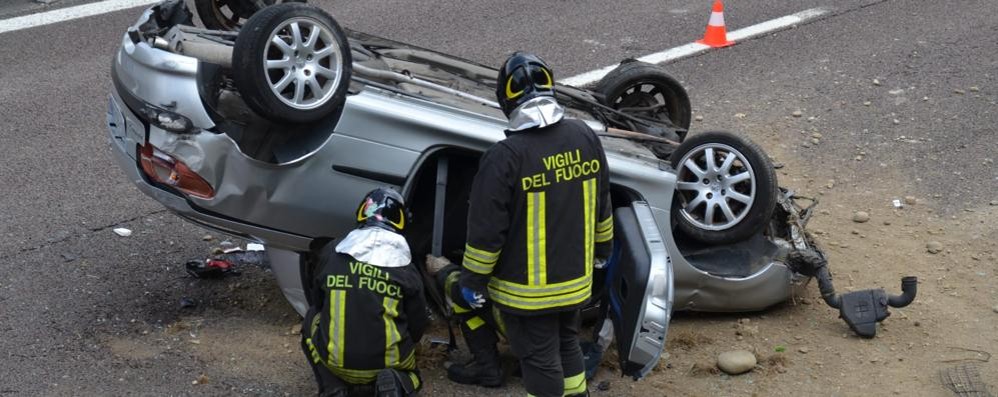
left=458, top=52, right=614, bottom=397
left=302, top=188, right=428, bottom=397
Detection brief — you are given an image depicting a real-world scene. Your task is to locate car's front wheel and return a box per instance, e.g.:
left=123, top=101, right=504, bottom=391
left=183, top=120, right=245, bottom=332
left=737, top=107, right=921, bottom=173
left=669, top=131, right=778, bottom=244
left=232, top=3, right=352, bottom=124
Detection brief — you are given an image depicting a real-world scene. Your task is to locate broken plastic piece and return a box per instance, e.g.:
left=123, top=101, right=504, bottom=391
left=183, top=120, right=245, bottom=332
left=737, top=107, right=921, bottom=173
left=185, top=259, right=237, bottom=279
left=246, top=243, right=265, bottom=251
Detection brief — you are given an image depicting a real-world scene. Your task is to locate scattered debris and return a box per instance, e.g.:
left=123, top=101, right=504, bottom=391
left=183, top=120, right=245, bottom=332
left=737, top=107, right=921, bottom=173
left=290, top=323, right=302, bottom=336
left=192, top=374, right=209, bottom=385
left=201, top=234, right=214, bottom=241
left=954, top=89, right=966, bottom=95
left=993, top=306, right=998, bottom=314
left=112, top=228, right=132, bottom=237
left=969, top=86, right=980, bottom=93
left=179, top=297, right=198, bottom=309
left=688, top=361, right=720, bottom=377
left=798, top=347, right=810, bottom=354
left=792, top=110, right=803, bottom=117
left=926, top=241, right=944, bottom=254
left=694, top=115, right=703, bottom=122
left=717, top=350, right=756, bottom=375
left=186, top=259, right=238, bottom=279
left=904, top=196, right=917, bottom=205
left=863, top=101, right=871, bottom=106
left=873, top=79, right=881, bottom=86
left=893, top=119, right=900, bottom=125
left=852, top=211, right=871, bottom=223
left=60, top=253, right=77, bottom=263
left=892, top=199, right=904, bottom=209
left=734, top=113, right=746, bottom=118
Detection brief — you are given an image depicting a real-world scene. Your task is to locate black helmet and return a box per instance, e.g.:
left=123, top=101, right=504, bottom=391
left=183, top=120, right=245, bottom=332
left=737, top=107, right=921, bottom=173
left=355, top=188, right=407, bottom=233
left=496, top=52, right=556, bottom=116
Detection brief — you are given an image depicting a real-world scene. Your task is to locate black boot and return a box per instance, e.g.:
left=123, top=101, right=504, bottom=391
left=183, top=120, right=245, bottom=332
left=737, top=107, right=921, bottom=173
left=446, top=353, right=503, bottom=387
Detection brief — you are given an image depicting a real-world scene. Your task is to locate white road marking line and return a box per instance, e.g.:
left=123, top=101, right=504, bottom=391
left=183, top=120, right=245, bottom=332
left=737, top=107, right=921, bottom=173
left=560, top=7, right=831, bottom=87
left=0, top=0, right=159, bottom=35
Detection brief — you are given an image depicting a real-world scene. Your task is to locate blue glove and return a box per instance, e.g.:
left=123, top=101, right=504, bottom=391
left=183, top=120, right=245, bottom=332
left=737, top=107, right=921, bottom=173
left=461, top=287, right=486, bottom=309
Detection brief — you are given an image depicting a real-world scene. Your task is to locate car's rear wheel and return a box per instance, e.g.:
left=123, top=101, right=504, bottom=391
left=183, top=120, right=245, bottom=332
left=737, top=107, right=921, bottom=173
left=195, top=0, right=302, bottom=31
left=595, top=60, right=692, bottom=135
left=232, top=3, right=351, bottom=124
left=669, top=131, right=778, bottom=244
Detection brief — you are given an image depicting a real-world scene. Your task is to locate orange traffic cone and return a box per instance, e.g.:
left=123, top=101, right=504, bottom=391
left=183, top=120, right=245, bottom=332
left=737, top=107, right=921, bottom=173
left=697, top=0, right=735, bottom=48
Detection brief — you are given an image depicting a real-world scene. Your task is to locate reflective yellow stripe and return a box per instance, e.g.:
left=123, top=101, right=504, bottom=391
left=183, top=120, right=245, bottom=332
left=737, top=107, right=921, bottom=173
left=538, top=191, right=547, bottom=285
left=526, top=192, right=536, bottom=285
left=466, top=316, right=485, bottom=330
left=596, top=215, right=613, bottom=243
left=489, top=273, right=592, bottom=297
left=329, top=366, right=380, bottom=384
left=327, top=289, right=346, bottom=368
left=409, top=371, right=421, bottom=390
left=564, top=371, right=587, bottom=395
left=488, top=282, right=591, bottom=311
left=462, top=255, right=494, bottom=274
left=583, top=178, right=596, bottom=270
left=383, top=297, right=401, bottom=367
left=304, top=337, right=322, bottom=364
left=465, top=244, right=501, bottom=263
left=399, top=349, right=416, bottom=370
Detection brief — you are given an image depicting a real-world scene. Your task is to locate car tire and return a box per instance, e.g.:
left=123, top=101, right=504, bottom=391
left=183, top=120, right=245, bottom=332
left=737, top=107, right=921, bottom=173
left=595, top=60, right=692, bottom=133
left=232, top=3, right=351, bottom=124
left=669, top=131, right=778, bottom=245
left=195, top=0, right=303, bottom=31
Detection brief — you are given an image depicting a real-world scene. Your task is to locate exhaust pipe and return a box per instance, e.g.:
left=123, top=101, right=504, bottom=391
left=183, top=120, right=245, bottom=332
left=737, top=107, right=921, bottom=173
left=788, top=250, right=918, bottom=338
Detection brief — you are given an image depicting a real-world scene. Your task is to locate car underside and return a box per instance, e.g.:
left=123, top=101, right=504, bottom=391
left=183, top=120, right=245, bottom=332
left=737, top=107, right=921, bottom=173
left=107, top=0, right=918, bottom=380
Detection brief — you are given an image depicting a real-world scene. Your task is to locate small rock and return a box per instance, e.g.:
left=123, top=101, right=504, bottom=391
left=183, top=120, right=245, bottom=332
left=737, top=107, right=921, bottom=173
left=811, top=138, right=820, bottom=144
left=811, top=132, right=823, bottom=139
left=926, top=241, right=944, bottom=254
left=801, top=142, right=811, bottom=148
left=202, top=235, right=214, bottom=241
left=694, top=115, right=703, bottom=122
left=989, top=200, right=997, bottom=206
left=883, top=220, right=892, bottom=226
left=873, top=79, right=881, bottom=86
left=851, top=230, right=860, bottom=235
left=892, top=119, right=900, bottom=125
left=180, top=297, right=197, bottom=309
left=193, top=374, right=209, bottom=385
left=854, top=155, right=864, bottom=161
left=954, top=89, right=966, bottom=95
left=969, top=86, right=980, bottom=92
left=852, top=211, right=870, bottom=223
left=597, top=381, right=611, bottom=391
left=904, top=196, right=917, bottom=205
left=913, top=321, right=920, bottom=327
left=863, top=101, right=871, bottom=106
left=798, top=347, right=809, bottom=354
left=112, top=228, right=132, bottom=237
left=60, top=253, right=77, bottom=263
left=716, top=350, right=757, bottom=375
left=792, top=110, right=803, bottom=117
left=290, top=323, right=302, bottom=336
left=734, top=113, right=746, bottom=118
left=992, top=305, right=998, bottom=314
left=922, top=96, right=929, bottom=101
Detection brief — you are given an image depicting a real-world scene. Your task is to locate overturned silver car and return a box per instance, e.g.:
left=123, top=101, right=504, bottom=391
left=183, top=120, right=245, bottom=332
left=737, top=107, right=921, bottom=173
left=106, top=0, right=916, bottom=380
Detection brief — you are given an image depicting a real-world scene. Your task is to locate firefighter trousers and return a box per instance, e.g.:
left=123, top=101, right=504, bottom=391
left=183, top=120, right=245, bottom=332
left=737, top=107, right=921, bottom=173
left=501, top=309, right=587, bottom=397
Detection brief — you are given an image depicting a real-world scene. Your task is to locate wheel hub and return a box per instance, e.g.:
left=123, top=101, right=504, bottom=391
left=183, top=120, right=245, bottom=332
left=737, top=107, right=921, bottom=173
left=675, top=143, right=757, bottom=231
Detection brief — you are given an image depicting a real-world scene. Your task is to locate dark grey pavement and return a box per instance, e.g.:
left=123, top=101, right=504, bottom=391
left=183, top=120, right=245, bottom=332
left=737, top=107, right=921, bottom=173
left=1, top=0, right=995, bottom=395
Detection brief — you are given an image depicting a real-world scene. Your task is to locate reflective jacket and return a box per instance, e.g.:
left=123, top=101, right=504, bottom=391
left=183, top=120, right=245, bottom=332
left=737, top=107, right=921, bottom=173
left=303, top=244, right=428, bottom=384
left=460, top=119, right=613, bottom=315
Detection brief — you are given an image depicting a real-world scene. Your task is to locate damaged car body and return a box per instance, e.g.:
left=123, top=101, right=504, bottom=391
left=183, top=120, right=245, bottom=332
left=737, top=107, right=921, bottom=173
left=106, top=0, right=917, bottom=380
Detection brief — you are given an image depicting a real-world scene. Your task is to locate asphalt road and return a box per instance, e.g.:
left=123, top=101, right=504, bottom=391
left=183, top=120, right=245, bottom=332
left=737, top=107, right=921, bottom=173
left=0, top=0, right=995, bottom=395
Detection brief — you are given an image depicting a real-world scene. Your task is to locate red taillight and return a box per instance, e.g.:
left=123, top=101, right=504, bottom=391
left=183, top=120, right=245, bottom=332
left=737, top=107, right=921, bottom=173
left=139, top=144, right=215, bottom=199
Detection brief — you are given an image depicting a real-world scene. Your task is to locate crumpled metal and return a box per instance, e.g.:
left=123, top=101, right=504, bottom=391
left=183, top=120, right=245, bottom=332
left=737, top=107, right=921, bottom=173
left=335, top=227, right=411, bottom=268
left=507, top=96, right=565, bottom=131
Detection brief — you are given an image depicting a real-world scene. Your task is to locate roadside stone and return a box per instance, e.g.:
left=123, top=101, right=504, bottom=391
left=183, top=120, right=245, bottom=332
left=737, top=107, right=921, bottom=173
left=734, top=113, right=746, bottom=118
left=112, top=228, right=132, bottom=237
left=926, top=241, right=944, bottom=254
left=290, top=323, right=302, bottom=336
left=992, top=305, right=998, bottom=314
left=792, top=110, right=803, bottom=117
left=954, top=89, right=966, bottom=95
left=811, top=132, right=823, bottom=139
left=863, top=101, right=871, bottom=106
left=854, top=155, right=864, bottom=161
left=990, top=200, right=997, bottom=206
left=811, top=138, right=820, bottom=145
left=716, top=350, right=756, bottom=375
left=694, top=115, right=703, bottom=122
left=883, top=220, right=891, bottom=226
left=798, top=347, right=810, bottom=354
left=923, top=96, right=929, bottom=101
left=872, top=79, right=881, bottom=86
left=852, top=211, right=870, bottom=223
left=892, top=119, right=900, bottom=125
left=904, top=196, right=917, bottom=205
left=202, top=234, right=214, bottom=241
left=192, top=374, right=209, bottom=385
left=969, top=86, right=980, bottom=92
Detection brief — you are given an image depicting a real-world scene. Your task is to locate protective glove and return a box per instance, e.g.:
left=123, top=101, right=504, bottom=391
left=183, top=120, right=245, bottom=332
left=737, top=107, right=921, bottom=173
left=461, top=286, right=487, bottom=309
left=593, top=257, right=608, bottom=270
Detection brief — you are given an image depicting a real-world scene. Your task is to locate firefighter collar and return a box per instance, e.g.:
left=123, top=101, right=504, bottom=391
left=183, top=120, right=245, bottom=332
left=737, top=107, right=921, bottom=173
left=507, top=96, right=564, bottom=131
left=335, top=226, right=411, bottom=268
